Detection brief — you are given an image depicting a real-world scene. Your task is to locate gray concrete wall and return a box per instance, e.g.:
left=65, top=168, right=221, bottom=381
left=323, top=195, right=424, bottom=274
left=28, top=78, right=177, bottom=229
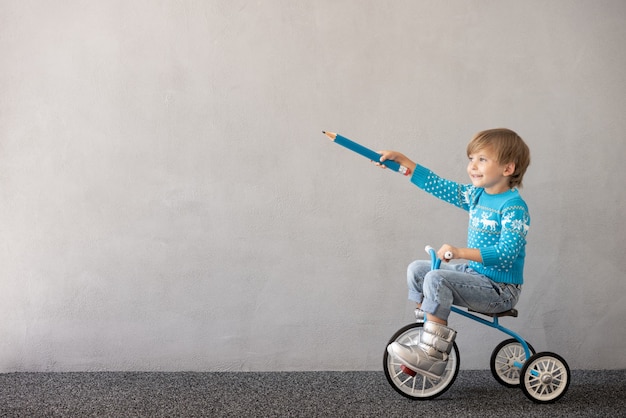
left=1, top=0, right=625, bottom=372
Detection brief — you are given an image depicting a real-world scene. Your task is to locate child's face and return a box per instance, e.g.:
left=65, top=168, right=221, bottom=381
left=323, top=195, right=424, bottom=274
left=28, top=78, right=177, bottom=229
left=467, top=146, right=513, bottom=194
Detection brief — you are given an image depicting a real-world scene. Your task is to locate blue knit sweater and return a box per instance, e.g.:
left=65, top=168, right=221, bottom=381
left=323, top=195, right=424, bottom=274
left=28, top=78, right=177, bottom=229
left=411, top=164, right=530, bottom=285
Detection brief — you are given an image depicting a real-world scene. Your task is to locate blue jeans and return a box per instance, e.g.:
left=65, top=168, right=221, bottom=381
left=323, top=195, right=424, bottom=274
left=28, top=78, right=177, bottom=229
left=407, top=260, right=521, bottom=321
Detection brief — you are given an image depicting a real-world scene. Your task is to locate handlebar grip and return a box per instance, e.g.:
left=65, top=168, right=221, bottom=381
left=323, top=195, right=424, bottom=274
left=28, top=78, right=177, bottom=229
left=425, top=246, right=453, bottom=260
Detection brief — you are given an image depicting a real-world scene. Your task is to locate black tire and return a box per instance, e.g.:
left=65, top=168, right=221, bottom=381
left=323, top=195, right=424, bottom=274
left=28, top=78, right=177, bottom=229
left=490, top=338, right=536, bottom=387
left=383, top=323, right=460, bottom=400
left=520, top=352, right=571, bottom=403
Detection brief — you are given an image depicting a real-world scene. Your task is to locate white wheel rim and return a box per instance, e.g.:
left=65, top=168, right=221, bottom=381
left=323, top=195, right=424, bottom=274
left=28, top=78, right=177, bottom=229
left=523, top=355, right=569, bottom=402
left=494, top=342, right=527, bottom=385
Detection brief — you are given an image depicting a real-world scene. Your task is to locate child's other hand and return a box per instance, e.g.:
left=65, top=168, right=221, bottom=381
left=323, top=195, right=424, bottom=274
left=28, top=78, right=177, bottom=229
left=438, top=245, right=458, bottom=262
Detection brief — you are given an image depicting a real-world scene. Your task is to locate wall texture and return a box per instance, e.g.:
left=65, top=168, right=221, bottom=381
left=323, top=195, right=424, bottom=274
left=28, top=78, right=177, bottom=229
left=1, top=0, right=625, bottom=372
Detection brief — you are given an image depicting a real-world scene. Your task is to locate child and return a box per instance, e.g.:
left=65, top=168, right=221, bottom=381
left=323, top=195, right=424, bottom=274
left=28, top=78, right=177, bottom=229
left=378, top=128, right=531, bottom=377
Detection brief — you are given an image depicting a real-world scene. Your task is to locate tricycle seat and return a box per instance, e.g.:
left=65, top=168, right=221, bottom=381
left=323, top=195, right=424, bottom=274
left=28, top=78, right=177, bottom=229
left=467, top=308, right=518, bottom=318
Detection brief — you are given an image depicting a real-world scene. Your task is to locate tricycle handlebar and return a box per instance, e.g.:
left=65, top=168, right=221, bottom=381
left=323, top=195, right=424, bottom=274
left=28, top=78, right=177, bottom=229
left=425, top=245, right=453, bottom=270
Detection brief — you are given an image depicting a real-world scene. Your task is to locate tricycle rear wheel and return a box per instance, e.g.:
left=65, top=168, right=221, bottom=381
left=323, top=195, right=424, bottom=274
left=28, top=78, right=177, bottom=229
left=490, top=338, right=536, bottom=387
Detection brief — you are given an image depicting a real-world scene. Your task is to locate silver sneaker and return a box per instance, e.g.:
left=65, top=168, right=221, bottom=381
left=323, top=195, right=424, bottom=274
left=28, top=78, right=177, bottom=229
left=387, top=322, right=457, bottom=377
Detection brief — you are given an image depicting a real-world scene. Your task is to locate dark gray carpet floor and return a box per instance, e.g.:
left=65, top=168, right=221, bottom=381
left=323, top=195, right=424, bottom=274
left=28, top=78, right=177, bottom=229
left=1, top=370, right=624, bottom=417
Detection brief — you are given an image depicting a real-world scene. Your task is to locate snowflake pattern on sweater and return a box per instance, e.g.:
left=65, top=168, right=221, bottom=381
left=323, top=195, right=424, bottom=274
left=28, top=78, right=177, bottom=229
left=411, top=164, right=530, bottom=284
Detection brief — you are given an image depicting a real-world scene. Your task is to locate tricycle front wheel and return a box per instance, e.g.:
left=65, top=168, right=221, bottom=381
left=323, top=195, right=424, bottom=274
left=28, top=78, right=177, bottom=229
left=383, top=323, right=459, bottom=400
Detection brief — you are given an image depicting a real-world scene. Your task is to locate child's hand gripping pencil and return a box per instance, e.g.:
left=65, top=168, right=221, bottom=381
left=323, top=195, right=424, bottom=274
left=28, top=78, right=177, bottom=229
left=322, top=131, right=412, bottom=176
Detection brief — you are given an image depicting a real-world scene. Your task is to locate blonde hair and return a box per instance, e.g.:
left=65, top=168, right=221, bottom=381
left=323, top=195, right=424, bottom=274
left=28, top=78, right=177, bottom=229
left=467, top=128, right=531, bottom=188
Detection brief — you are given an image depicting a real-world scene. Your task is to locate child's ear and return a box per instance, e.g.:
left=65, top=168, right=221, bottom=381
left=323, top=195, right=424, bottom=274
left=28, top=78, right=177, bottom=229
left=503, top=162, right=516, bottom=176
